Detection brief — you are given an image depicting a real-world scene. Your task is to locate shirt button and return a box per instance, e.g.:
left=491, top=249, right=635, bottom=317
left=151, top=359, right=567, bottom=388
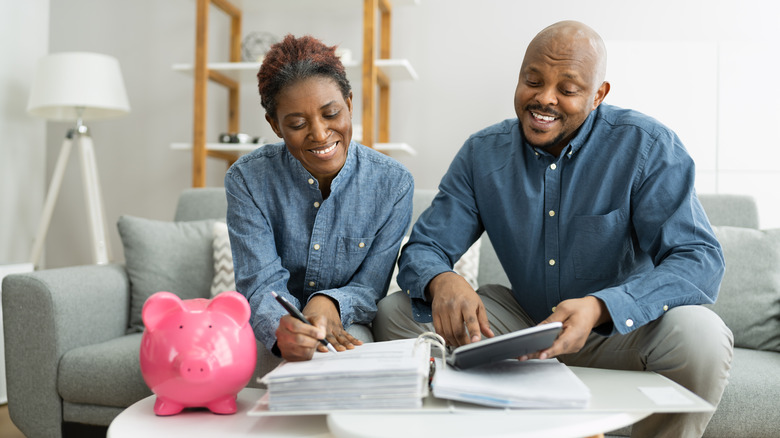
left=551, top=306, right=557, bottom=313
left=550, top=163, right=557, bottom=170
left=406, top=290, right=411, bottom=295
left=626, top=319, right=634, bottom=327
left=313, top=202, right=320, bottom=208
left=548, top=259, right=556, bottom=266
left=313, top=244, right=320, bottom=250
left=548, top=210, right=555, bottom=217
left=358, top=242, right=365, bottom=248
left=308, top=178, right=315, bottom=185
left=308, top=281, right=316, bottom=287
left=663, top=305, right=669, bottom=311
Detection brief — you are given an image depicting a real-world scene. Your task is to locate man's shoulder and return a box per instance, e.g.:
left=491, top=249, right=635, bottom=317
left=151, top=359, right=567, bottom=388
left=595, top=103, right=672, bottom=136
left=469, top=118, right=519, bottom=141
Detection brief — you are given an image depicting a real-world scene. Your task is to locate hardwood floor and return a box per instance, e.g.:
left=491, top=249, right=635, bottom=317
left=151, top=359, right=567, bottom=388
left=0, top=403, right=25, bottom=438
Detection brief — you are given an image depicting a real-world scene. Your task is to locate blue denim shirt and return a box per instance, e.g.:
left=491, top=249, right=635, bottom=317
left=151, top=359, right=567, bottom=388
left=225, top=141, right=413, bottom=351
left=398, top=104, right=724, bottom=336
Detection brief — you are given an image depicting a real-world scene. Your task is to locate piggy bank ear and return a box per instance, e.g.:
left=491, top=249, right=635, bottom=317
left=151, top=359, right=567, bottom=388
left=208, top=291, right=251, bottom=326
left=142, top=291, right=185, bottom=331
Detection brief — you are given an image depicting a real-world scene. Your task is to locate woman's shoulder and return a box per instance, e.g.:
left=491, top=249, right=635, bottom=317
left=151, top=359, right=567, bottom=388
left=353, top=142, right=412, bottom=177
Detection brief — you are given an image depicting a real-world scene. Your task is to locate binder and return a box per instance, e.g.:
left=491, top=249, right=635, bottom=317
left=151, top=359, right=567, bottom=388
left=256, top=323, right=589, bottom=413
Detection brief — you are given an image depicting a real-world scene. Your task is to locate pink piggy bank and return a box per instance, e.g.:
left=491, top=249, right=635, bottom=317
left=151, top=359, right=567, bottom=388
left=140, top=290, right=257, bottom=416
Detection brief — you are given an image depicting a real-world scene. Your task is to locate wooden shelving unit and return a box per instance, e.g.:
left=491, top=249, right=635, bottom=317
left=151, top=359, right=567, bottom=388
left=176, top=0, right=418, bottom=187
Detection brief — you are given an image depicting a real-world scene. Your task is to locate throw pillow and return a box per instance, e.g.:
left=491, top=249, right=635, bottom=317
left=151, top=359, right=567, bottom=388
left=211, top=221, right=236, bottom=297
left=118, top=215, right=216, bottom=333
left=707, top=226, right=780, bottom=352
left=388, top=236, right=482, bottom=294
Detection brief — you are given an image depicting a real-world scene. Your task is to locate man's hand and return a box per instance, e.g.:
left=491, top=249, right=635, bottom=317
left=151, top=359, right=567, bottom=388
left=524, top=296, right=610, bottom=360
left=428, top=271, right=494, bottom=347
left=304, top=295, right=362, bottom=352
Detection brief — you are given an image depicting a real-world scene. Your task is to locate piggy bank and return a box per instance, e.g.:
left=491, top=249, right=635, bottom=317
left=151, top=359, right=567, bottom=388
left=140, top=291, right=257, bottom=416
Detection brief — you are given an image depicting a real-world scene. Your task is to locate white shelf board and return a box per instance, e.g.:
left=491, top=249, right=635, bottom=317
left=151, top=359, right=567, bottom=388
left=375, top=142, right=417, bottom=156
left=170, top=142, right=261, bottom=153
left=171, top=142, right=416, bottom=156
left=173, top=59, right=417, bottom=83
left=238, top=0, right=419, bottom=13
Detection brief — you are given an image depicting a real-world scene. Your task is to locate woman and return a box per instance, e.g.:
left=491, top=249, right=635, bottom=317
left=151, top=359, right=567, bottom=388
left=225, top=34, right=413, bottom=362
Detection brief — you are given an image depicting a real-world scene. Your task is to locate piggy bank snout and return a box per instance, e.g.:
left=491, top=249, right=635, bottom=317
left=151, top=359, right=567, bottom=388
left=178, top=353, right=213, bottom=383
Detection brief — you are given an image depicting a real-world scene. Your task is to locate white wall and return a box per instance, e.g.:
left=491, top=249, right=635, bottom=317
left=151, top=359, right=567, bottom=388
left=32, top=0, right=780, bottom=268
left=0, top=0, right=49, bottom=265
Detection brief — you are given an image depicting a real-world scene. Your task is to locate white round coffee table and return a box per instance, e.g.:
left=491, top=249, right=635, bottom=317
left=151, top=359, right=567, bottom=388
left=107, top=388, right=334, bottom=438
left=327, top=410, right=648, bottom=438
left=109, top=387, right=648, bottom=438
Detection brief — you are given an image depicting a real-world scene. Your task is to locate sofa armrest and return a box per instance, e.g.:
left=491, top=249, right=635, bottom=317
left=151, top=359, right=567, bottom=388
left=2, top=263, right=130, bottom=438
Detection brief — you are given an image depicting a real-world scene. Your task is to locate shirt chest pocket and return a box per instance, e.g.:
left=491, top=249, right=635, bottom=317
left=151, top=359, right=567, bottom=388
left=335, top=236, right=375, bottom=281
left=572, top=208, right=634, bottom=280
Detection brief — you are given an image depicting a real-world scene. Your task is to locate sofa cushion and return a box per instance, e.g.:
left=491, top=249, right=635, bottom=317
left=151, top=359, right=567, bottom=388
left=708, top=226, right=780, bottom=352
left=703, top=348, right=780, bottom=437
left=117, top=215, right=216, bottom=332
left=388, top=236, right=482, bottom=294
left=211, top=221, right=236, bottom=297
left=58, top=333, right=151, bottom=408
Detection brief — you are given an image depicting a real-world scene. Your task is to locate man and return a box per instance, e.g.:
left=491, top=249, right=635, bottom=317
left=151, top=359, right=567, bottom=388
left=373, top=20, right=733, bottom=437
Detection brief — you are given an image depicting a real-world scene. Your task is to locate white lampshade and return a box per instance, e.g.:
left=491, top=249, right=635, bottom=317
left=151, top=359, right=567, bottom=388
left=27, top=52, right=131, bottom=121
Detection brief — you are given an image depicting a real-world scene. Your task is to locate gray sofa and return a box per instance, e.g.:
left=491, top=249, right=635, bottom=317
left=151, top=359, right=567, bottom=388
left=3, top=188, right=779, bottom=437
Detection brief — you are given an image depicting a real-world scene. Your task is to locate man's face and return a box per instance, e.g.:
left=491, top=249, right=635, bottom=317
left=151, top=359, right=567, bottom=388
left=514, top=38, right=607, bottom=157
left=267, top=76, right=353, bottom=183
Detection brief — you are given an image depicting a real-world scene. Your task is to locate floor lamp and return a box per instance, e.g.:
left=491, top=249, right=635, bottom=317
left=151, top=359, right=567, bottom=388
left=27, top=52, right=130, bottom=268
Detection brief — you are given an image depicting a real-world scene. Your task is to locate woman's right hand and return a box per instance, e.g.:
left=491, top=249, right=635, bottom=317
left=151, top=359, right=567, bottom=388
left=275, top=314, right=328, bottom=361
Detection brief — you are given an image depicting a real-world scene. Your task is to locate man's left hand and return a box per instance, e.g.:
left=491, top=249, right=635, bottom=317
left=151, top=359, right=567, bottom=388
left=524, top=296, right=610, bottom=360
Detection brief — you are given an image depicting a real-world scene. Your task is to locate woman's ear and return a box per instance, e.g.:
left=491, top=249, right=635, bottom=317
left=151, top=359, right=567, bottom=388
left=266, top=113, right=283, bottom=138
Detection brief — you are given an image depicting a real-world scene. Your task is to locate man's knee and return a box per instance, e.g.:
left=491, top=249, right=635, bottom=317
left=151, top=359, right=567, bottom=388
left=372, top=292, right=416, bottom=341
left=650, top=305, right=734, bottom=371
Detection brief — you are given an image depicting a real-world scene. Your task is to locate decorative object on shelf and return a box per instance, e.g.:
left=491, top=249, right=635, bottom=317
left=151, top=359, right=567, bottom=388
left=218, top=132, right=264, bottom=144
left=241, top=31, right=278, bottom=63
left=139, top=291, right=257, bottom=416
left=26, top=52, right=131, bottom=268
left=335, top=47, right=353, bottom=64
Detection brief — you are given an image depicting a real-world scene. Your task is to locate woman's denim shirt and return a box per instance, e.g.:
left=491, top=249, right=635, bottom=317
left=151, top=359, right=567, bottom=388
left=225, top=140, right=413, bottom=352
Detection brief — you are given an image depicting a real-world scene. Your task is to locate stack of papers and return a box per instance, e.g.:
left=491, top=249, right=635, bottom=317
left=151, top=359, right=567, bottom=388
left=260, top=339, right=430, bottom=411
left=432, top=359, right=591, bottom=409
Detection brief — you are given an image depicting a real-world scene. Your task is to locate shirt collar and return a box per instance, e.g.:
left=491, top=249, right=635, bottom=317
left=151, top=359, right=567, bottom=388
left=524, top=106, right=600, bottom=160
left=285, top=140, right=357, bottom=190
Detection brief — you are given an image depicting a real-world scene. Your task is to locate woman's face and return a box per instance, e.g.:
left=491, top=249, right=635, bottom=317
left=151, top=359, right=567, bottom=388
left=266, top=76, right=353, bottom=183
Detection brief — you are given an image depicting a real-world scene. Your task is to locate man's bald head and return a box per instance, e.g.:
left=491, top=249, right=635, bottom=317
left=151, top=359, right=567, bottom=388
left=524, top=20, right=607, bottom=89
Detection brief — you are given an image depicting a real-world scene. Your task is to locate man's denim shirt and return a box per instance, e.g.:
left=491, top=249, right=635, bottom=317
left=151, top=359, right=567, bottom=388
left=398, top=104, right=724, bottom=336
left=226, top=141, right=413, bottom=352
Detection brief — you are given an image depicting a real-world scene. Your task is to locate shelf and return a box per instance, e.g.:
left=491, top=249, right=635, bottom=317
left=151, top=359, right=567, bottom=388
left=173, top=59, right=417, bottom=83
left=171, top=142, right=416, bottom=156
left=238, top=0, right=419, bottom=12
left=171, top=142, right=260, bottom=153
left=375, top=142, right=417, bottom=156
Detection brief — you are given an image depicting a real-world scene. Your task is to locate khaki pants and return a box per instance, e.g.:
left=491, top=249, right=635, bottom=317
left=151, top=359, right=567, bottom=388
left=373, top=285, right=734, bottom=438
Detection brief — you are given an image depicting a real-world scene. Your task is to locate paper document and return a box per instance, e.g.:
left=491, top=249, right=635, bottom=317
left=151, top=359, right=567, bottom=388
left=432, top=359, right=591, bottom=409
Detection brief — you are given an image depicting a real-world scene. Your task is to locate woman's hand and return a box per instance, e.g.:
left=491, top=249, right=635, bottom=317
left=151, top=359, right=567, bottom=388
left=304, top=295, right=363, bottom=351
left=275, top=314, right=327, bottom=361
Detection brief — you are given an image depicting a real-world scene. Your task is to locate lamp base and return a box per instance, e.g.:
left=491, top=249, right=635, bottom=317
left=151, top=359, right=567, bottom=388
left=29, top=127, right=111, bottom=268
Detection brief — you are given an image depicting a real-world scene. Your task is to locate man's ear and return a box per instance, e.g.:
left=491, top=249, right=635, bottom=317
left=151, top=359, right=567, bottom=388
left=266, top=113, right=283, bottom=138
left=591, top=81, right=610, bottom=110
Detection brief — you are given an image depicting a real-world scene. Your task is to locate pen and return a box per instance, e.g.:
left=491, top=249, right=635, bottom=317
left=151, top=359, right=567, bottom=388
left=271, top=291, right=338, bottom=354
